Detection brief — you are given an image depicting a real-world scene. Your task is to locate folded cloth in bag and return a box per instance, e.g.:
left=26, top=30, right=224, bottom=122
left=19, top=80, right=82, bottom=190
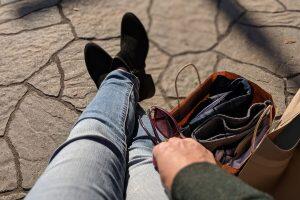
left=171, top=70, right=275, bottom=173
left=192, top=100, right=271, bottom=156
left=181, top=77, right=253, bottom=136
left=171, top=71, right=275, bottom=127
left=221, top=104, right=273, bottom=173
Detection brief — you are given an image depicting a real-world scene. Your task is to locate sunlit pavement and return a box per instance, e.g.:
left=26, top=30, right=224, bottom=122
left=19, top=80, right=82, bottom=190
left=0, top=0, right=299, bottom=198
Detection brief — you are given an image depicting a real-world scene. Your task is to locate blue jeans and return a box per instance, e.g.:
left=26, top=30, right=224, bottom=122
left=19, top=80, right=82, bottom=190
left=25, top=70, right=168, bottom=200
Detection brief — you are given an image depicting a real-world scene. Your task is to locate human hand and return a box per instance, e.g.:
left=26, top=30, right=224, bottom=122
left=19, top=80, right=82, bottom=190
left=152, top=137, right=216, bottom=190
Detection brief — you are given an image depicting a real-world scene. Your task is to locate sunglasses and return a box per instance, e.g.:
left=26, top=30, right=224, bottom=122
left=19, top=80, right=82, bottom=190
left=138, top=64, right=199, bottom=145
left=139, top=106, right=182, bottom=145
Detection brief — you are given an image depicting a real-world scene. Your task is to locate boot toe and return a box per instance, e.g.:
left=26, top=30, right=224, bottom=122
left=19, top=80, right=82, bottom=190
left=84, top=43, right=112, bottom=87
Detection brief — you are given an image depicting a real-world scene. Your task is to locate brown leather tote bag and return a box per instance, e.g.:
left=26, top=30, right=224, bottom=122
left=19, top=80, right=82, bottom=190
left=170, top=64, right=300, bottom=198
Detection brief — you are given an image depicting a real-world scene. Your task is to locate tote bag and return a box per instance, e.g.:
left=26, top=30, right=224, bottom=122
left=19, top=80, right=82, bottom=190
left=238, top=89, right=300, bottom=198
left=170, top=64, right=300, bottom=198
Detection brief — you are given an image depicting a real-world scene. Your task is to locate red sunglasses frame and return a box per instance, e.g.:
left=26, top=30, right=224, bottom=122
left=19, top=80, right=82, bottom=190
left=139, top=106, right=182, bottom=145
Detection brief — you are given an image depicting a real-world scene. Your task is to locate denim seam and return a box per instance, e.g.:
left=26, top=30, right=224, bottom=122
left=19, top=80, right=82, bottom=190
left=121, top=83, right=134, bottom=137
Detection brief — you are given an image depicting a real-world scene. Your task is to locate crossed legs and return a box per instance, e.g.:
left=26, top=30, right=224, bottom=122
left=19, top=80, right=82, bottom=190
left=25, top=70, right=168, bottom=200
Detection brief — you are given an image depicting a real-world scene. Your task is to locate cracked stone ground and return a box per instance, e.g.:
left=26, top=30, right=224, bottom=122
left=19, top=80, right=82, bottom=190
left=0, top=0, right=299, bottom=199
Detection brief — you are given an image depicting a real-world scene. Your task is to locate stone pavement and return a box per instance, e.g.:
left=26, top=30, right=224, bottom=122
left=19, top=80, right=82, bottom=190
left=0, top=0, right=299, bottom=199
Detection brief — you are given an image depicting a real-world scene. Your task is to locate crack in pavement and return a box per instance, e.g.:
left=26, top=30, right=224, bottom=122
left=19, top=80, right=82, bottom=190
left=146, top=0, right=153, bottom=33
left=54, top=55, right=65, bottom=99
left=0, top=60, right=53, bottom=88
left=0, top=37, right=75, bottom=89
left=283, top=77, right=290, bottom=106
left=0, top=21, right=65, bottom=36
left=213, top=54, right=222, bottom=73
left=3, top=90, right=29, bottom=193
left=213, top=50, right=284, bottom=78
left=57, top=3, right=78, bottom=39
left=0, top=1, right=59, bottom=25
left=214, top=0, right=222, bottom=39
left=238, top=23, right=300, bottom=30
left=275, top=0, right=287, bottom=10
left=216, top=10, right=246, bottom=43
left=0, top=0, right=298, bottom=196
left=78, top=35, right=121, bottom=41
left=26, top=84, right=82, bottom=115
left=149, top=39, right=172, bottom=56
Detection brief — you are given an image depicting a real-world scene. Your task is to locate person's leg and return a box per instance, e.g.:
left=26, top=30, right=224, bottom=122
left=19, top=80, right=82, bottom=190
left=25, top=70, right=139, bottom=200
left=125, top=105, right=169, bottom=200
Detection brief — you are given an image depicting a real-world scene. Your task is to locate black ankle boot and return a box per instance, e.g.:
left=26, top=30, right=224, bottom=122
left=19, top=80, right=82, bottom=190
left=84, top=43, right=112, bottom=88
left=112, top=12, right=155, bottom=101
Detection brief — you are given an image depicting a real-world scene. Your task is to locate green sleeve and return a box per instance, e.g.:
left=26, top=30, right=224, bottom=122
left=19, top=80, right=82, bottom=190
left=171, top=163, right=273, bottom=200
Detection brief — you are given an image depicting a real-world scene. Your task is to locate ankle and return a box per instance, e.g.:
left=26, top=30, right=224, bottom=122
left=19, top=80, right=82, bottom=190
left=112, top=56, right=130, bottom=71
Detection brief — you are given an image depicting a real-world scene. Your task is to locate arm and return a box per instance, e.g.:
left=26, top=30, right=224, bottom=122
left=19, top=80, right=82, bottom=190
left=153, top=138, right=272, bottom=200
left=172, top=162, right=271, bottom=200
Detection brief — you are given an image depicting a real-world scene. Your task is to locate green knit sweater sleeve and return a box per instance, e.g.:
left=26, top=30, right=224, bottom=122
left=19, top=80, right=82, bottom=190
left=171, top=163, right=273, bottom=200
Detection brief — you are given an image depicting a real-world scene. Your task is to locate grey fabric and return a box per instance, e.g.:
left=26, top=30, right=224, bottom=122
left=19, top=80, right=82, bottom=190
left=181, top=77, right=253, bottom=136
left=192, top=101, right=271, bottom=150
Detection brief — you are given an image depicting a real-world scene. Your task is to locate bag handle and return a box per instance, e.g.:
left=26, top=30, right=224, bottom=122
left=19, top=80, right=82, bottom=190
left=175, top=63, right=201, bottom=106
left=250, top=105, right=273, bottom=153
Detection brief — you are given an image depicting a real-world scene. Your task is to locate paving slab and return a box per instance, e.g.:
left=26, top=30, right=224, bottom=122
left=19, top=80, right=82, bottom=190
left=287, top=75, right=300, bottom=94
left=0, top=139, right=18, bottom=192
left=0, top=192, right=26, bottom=200
left=0, top=23, right=73, bottom=85
left=28, top=62, right=61, bottom=96
left=150, top=0, right=218, bottom=55
left=240, top=11, right=300, bottom=28
left=0, top=6, right=61, bottom=34
left=0, top=85, right=27, bottom=136
left=280, top=0, right=300, bottom=10
left=216, top=24, right=300, bottom=77
left=0, top=0, right=59, bottom=23
left=7, top=92, right=78, bottom=188
left=217, top=0, right=244, bottom=35
left=237, top=0, right=285, bottom=12
left=59, top=40, right=98, bottom=111
left=0, top=0, right=297, bottom=198
left=61, top=0, right=150, bottom=39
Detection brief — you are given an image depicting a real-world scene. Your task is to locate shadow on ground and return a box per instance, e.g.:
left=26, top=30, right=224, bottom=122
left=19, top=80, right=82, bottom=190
left=17, top=0, right=300, bottom=88
left=17, top=0, right=60, bottom=16
left=216, top=0, right=299, bottom=87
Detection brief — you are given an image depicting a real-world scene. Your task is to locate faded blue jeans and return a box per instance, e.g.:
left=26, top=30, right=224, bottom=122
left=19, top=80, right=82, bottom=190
left=25, top=70, right=168, bottom=200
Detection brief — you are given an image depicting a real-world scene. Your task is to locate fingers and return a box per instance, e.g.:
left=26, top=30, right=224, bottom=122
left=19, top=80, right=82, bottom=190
left=153, top=140, right=167, bottom=157
left=165, top=137, right=207, bottom=150
left=153, top=138, right=179, bottom=158
left=152, top=137, right=217, bottom=190
left=153, top=138, right=201, bottom=154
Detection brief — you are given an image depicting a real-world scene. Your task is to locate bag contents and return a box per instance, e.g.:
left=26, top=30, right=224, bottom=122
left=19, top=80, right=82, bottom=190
left=173, top=72, right=274, bottom=173
left=181, top=77, right=253, bottom=136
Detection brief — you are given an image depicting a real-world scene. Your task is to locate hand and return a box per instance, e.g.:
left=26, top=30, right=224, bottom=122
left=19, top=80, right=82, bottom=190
left=152, top=137, right=216, bottom=190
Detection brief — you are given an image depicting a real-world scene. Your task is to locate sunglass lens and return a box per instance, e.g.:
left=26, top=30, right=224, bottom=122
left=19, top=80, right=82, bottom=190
left=153, top=109, right=177, bottom=138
